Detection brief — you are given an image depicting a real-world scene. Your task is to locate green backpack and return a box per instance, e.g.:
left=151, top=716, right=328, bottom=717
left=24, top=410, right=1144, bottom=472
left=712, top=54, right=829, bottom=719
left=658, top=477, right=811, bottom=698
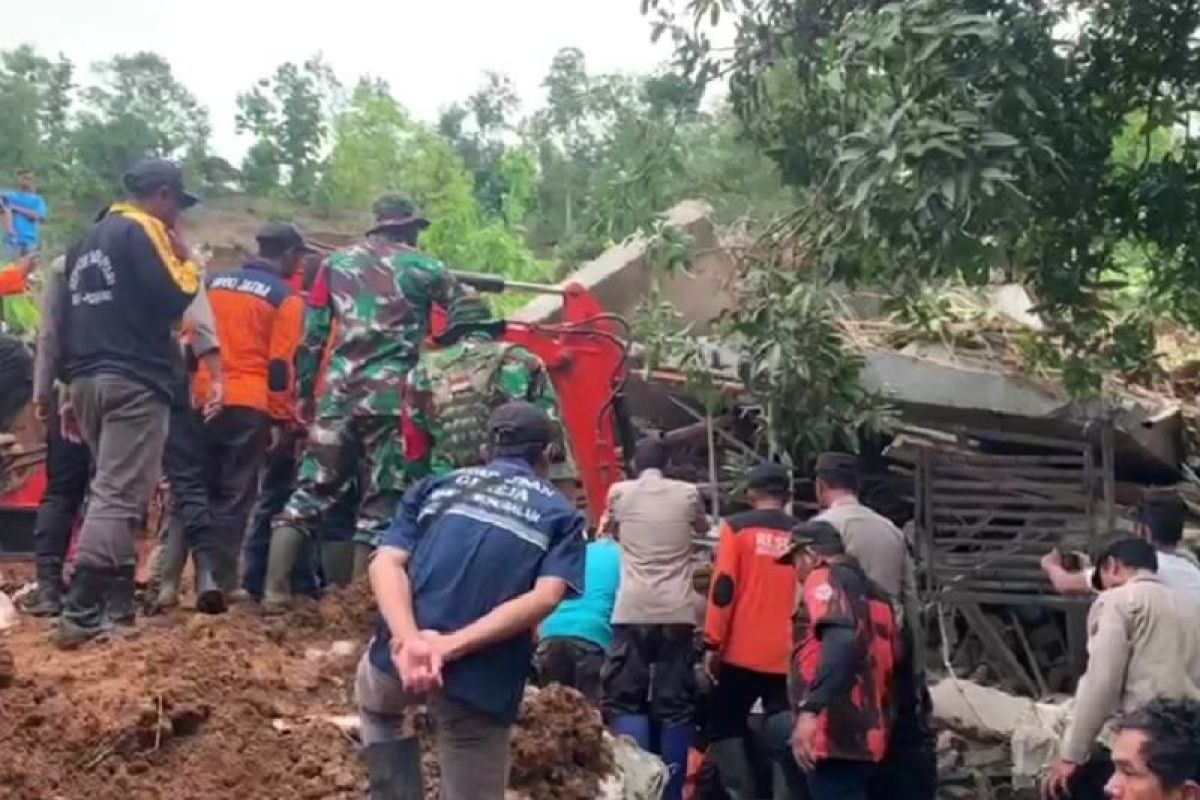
left=426, top=342, right=523, bottom=469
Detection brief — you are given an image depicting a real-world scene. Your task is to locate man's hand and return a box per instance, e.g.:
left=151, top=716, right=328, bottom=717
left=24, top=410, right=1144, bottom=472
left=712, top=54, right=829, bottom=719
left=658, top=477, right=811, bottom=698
left=1041, top=758, right=1078, bottom=800
left=59, top=401, right=81, bottom=444
left=202, top=381, right=223, bottom=422
left=268, top=425, right=288, bottom=453
left=703, top=650, right=721, bottom=685
left=391, top=634, right=444, bottom=694
left=791, top=711, right=820, bottom=772
left=15, top=253, right=38, bottom=278
left=167, top=227, right=192, bottom=262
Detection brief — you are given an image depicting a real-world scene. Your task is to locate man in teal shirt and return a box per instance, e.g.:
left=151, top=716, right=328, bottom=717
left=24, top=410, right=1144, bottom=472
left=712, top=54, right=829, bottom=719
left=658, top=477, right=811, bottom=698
left=4, top=169, right=48, bottom=257
left=537, top=535, right=621, bottom=701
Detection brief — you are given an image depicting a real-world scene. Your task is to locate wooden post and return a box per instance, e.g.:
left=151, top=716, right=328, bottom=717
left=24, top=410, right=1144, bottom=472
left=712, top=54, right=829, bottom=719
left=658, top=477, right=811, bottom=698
left=1101, top=423, right=1116, bottom=536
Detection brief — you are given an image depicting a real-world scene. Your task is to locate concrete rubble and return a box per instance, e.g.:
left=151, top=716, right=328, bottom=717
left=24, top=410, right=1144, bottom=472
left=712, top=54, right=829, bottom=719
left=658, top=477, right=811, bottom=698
left=932, top=678, right=1070, bottom=792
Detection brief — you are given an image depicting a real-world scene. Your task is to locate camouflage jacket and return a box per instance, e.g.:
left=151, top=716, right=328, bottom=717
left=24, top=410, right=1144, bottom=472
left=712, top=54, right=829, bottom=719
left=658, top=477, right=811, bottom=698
left=402, top=335, right=574, bottom=480
left=307, top=238, right=465, bottom=419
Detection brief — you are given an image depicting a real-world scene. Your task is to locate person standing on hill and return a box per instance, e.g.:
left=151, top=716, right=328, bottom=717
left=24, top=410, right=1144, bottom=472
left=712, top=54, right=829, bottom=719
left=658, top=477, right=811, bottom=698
left=54, top=158, right=201, bottom=647
left=3, top=169, right=48, bottom=258
left=262, top=195, right=466, bottom=612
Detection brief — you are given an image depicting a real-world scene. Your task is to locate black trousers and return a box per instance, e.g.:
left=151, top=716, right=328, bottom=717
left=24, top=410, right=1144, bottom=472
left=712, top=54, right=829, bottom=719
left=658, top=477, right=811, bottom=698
left=203, top=407, right=270, bottom=587
left=32, top=399, right=91, bottom=580
left=536, top=637, right=606, bottom=702
left=809, top=759, right=875, bottom=800
left=602, top=623, right=696, bottom=725
left=868, top=638, right=936, bottom=800
left=0, top=334, right=31, bottom=430
left=710, top=663, right=789, bottom=740
left=163, top=390, right=213, bottom=553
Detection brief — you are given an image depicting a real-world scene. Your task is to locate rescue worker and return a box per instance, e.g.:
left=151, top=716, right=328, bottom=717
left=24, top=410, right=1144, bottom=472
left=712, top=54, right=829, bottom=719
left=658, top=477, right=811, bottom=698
left=812, top=452, right=934, bottom=800
left=23, top=255, right=91, bottom=617
left=1042, top=538, right=1200, bottom=800
left=54, top=158, right=201, bottom=646
left=188, top=222, right=308, bottom=597
left=262, top=195, right=466, bottom=613
left=1106, top=699, right=1200, bottom=800
left=0, top=254, right=38, bottom=430
left=702, top=463, right=799, bottom=799
left=602, top=437, right=709, bottom=800
left=403, top=291, right=569, bottom=481
left=536, top=528, right=621, bottom=702
left=147, top=257, right=224, bottom=615
left=356, top=401, right=585, bottom=800
left=777, top=521, right=898, bottom=800
left=1042, top=489, right=1200, bottom=598
left=0, top=251, right=39, bottom=295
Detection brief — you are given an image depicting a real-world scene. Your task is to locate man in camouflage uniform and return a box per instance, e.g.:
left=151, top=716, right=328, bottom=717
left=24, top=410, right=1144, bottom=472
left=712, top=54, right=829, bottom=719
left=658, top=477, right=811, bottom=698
left=262, top=196, right=466, bottom=612
left=403, top=292, right=574, bottom=482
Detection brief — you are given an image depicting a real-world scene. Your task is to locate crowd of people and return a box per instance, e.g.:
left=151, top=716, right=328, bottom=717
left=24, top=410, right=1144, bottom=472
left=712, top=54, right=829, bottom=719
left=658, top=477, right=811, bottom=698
left=3, top=157, right=1200, bottom=800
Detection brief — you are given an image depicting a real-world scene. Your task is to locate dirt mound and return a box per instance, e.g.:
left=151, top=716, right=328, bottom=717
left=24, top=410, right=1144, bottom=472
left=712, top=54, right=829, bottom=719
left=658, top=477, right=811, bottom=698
left=0, top=582, right=616, bottom=799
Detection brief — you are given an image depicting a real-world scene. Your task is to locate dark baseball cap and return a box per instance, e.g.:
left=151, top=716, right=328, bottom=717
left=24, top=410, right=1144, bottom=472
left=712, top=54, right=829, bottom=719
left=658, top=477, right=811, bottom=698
left=488, top=401, right=555, bottom=448
left=255, top=222, right=316, bottom=253
left=122, top=158, right=199, bottom=208
left=777, top=520, right=845, bottom=564
left=815, top=452, right=859, bottom=477
left=747, top=463, right=791, bottom=495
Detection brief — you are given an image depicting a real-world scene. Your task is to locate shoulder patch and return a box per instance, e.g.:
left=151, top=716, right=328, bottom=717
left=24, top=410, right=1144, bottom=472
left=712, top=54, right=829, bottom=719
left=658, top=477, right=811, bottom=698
left=814, top=583, right=835, bottom=602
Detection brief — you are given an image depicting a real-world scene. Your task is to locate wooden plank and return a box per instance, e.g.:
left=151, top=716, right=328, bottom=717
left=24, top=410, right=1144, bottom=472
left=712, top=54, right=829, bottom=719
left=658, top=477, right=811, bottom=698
left=963, top=428, right=1090, bottom=451
left=959, top=603, right=1039, bottom=695
left=930, top=466, right=1089, bottom=481
left=943, top=579, right=1052, bottom=593
left=932, top=511, right=1092, bottom=523
left=928, top=453, right=1086, bottom=466
left=928, top=494, right=1088, bottom=508
left=1010, top=612, right=1049, bottom=698
left=930, top=478, right=1091, bottom=495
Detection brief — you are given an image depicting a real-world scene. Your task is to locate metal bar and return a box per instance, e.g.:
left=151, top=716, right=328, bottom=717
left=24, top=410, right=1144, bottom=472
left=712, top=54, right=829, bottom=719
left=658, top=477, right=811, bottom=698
left=959, top=603, right=1039, bottom=696
left=706, top=410, right=720, bottom=521
left=1102, top=424, right=1116, bottom=537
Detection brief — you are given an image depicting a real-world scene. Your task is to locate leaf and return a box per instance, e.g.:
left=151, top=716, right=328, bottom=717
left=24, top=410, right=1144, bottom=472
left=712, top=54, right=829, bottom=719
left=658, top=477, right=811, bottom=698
left=980, top=131, right=1020, bottom=148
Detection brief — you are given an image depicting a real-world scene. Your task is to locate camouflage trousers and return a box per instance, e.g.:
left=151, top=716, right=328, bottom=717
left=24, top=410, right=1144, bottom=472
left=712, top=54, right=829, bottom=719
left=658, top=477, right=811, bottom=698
left=276, top=415, right=405, bottom=547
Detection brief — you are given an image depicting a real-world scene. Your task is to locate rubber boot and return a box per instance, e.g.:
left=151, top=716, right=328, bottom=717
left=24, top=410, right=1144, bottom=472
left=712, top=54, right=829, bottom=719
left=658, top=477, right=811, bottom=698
left=192, top=547, right=227, bottom=615
left=321, top=541, right=356, bottom=588
left=353, top=542, right=374, bottom=580
left=105, top=565, right=137, bottom=627
left=22, top=561, right=64, bottom=617
left=710, top=738, right=756, bottom=800
left=154, top=523, right=188, bottom=610
left=660, top=722, right=693, bottom=800
left=609, top=714, right=652, bottom=751
left=262, top=525, right=306, bottom=615
left=363, top=738, right=424, bottom=800
left=55, top=566, right=113, bottom=649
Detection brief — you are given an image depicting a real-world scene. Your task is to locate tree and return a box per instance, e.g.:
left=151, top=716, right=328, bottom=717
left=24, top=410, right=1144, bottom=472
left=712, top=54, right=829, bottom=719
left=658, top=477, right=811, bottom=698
left=646, top=0, right=1200, bottom=395
left=236, top=56, right=341, bottom=201
left=438, top=71, right=522, bottom=218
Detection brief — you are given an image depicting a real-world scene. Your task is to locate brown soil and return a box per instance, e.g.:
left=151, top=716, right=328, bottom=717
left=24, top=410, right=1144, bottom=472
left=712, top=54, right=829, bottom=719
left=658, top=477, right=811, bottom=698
left=0, top=581, right=615, bottom=799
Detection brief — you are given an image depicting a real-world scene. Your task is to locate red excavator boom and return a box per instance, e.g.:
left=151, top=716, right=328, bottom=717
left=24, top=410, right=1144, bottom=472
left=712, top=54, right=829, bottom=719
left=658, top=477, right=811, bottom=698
left=432, top=272, right=633, bottom=525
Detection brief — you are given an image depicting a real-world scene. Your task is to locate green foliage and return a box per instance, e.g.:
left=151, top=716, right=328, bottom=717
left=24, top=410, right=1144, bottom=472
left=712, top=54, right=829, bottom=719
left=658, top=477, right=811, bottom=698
left=236, top=56, right=341, bottom=202
left=646, top=0, right=1200, bottom=396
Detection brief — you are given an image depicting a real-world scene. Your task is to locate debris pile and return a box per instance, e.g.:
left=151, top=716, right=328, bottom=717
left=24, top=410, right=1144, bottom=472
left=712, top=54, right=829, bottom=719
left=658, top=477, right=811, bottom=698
left=0, top=581, right=620, bottom=799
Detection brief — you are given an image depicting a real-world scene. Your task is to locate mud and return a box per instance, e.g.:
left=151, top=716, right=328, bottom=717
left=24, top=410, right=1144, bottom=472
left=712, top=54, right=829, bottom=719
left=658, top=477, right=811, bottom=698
left=0, top=580, right=615, bottom=799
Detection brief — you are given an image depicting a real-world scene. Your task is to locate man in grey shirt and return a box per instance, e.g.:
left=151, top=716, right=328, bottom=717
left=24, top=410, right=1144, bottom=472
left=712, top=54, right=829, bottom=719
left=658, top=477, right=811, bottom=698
left=602, top=437, right=708, bottom=800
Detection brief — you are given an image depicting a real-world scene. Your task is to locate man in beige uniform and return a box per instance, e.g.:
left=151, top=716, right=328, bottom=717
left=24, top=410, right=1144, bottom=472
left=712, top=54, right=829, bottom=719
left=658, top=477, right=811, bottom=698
left=602, top=437, right=708, bottom=800
left=1043, top=537, right=1200, bottom=800
left=812, top=452, right=934, bottom=800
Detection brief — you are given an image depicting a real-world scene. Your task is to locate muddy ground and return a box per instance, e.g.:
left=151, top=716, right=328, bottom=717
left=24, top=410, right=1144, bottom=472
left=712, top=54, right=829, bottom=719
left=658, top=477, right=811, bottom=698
left=0, top=565, right=613, bottom=800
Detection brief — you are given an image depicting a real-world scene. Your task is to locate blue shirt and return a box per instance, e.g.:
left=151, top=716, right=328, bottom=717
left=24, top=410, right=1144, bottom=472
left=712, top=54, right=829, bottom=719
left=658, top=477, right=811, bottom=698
left=4, top=191, right=48, bottom=249
left=539, top=539, right=620, bottom=649
left=369, top=458, right=586, bottom=723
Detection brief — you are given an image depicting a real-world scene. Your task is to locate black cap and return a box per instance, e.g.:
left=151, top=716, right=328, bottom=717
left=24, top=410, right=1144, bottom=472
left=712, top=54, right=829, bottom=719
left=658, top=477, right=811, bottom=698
left=369, top=194, right=430, bottom=235
left=747, top=463, right=791, bottom=495
left=777, top=520, right=845, bottom=564
left=488, top=401, right=555, bottom=448
left=1090, top=536, right=1159, bottom=590
left=256, top=222, right=316, bottom=253
left=122, top=158, right=199, bottom=209
left=815, top=452, right=859, bottom=476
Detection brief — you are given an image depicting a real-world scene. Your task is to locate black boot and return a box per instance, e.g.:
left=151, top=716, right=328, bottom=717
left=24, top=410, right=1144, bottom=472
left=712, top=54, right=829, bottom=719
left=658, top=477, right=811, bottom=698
left=105, top=565, right=137, bottom=626
left=193, top=547, right=227, bottom=615
left=363, top=738, right=424, bottom=800
left=22, top=562, right=64, bottom=617
left=55, top=567, right=113, bottom=649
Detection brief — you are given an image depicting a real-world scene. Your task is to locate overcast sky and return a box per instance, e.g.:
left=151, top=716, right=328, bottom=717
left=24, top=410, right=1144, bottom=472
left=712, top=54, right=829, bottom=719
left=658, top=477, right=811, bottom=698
left=2, top=0, right=676, bottom=158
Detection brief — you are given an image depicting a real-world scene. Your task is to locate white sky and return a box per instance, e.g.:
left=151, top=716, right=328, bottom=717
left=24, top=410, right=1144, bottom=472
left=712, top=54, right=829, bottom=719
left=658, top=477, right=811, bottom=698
left=1, top=0, right=677, bottom=159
